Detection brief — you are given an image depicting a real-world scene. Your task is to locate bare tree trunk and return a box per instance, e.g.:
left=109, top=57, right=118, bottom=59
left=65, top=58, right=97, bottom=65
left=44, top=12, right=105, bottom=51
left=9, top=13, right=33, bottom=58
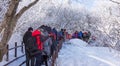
left=0, top=0, right=39, bottom=61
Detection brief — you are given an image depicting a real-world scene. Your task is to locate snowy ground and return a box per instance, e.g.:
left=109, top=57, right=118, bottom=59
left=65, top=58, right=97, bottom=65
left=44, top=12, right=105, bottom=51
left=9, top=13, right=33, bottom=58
left=1, top=38, right=120, bottom=66
left=56, top=39, right=120, bottom=66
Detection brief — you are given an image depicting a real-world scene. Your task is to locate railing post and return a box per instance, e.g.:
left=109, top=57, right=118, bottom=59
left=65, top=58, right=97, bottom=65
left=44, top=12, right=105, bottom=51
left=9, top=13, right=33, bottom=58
left=6, top=45, right=9, bottom=61
left=21, top=42, right=24, bottom=53
left=15, top=42, right=17, bottom=57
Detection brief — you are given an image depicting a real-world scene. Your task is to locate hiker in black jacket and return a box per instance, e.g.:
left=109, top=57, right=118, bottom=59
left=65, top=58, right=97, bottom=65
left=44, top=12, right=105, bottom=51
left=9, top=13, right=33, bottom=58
left=23, top=27, right=34, bottom=66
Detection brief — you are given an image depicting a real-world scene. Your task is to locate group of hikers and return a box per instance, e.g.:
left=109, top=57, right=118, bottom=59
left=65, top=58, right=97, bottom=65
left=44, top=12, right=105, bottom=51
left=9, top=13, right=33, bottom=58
left=23, top=25, right=69, bottom=66
left=72, top=30, right=91, bottom=42
left=23, top=25, right=92, bottom=66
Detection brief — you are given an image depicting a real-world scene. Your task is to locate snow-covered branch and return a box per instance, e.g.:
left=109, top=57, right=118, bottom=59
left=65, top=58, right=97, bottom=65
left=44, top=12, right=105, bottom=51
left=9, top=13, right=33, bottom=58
left=109, top=0, right=120, bottom=4
left=16, top=0, right=39, bottom=19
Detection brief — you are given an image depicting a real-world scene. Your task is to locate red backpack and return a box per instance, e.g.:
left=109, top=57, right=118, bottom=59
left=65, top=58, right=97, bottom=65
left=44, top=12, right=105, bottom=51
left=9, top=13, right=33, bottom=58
left=32, top=30, right=43, bottom=51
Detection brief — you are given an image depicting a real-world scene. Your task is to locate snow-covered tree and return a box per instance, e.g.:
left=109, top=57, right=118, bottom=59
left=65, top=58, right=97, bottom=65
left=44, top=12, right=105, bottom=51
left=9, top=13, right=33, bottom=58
left=90, top=0, right=120, bottom=48
left=0, top=0, right=39, bottom=61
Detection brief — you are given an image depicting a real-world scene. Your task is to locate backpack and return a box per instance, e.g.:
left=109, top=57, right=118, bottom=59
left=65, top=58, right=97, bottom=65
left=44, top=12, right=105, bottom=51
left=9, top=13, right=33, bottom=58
left=83, top=32, right=87, bottom=38
left=26, top=36, right=41, bottom=56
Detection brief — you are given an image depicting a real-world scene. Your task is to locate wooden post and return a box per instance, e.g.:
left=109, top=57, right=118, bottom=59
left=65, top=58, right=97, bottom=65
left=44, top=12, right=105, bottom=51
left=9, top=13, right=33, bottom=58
left=21, top=42, right=24, bottom=53
left=15, top=42, right=17, bottom=57
left=6, top=45, right=9, bottom=61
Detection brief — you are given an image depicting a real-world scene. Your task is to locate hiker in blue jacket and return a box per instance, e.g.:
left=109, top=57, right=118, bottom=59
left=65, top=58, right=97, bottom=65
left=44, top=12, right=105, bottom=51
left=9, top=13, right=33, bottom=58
left=78, top=31, right=83, bottom=39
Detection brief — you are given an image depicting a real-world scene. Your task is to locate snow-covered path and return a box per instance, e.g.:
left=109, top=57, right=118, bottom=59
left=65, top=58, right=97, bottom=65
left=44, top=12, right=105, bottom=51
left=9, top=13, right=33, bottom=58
left=56, top=39, right=120, bottom=66
left=1, top=39, right=120, bottom=66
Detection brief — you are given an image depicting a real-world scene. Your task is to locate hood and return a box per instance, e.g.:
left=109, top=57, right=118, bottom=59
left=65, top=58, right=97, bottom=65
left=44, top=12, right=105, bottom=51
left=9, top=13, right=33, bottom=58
left=32, top=30, right=41, bottom=37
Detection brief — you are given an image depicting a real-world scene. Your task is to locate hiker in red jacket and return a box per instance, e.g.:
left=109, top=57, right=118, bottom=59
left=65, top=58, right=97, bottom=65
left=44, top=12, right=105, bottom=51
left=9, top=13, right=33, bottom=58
left=32, top=29, right=43, bottom=66
left=32, top=28, right=51, bottom=66
left=32, top=30, right=43, bottom=50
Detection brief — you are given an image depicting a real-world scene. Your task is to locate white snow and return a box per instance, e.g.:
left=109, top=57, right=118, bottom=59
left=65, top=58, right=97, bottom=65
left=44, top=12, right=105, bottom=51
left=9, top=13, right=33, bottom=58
left=68, top=39, right=87, bottom=47
left=56, top=39, right=120, bottom=66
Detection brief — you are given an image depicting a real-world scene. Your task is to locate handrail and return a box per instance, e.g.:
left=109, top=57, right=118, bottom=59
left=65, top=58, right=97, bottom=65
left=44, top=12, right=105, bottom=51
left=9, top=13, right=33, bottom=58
left=4, top=54, right=25, bottom=66
left=19, top=60, right=26, bottom=66
left=4, top=42, right=25, bottom=66
left=9, top=45, right=24, bottom=50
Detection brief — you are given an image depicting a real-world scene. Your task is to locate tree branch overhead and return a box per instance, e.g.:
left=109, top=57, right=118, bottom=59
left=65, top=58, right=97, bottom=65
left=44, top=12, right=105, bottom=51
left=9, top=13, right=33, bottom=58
left=109, top=0, right=120, bottom=4
left=16, top=0, right=39, bottom=19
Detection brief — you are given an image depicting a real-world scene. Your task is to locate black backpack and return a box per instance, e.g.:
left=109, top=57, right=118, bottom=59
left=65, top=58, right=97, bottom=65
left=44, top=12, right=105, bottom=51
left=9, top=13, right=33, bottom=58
left=26, top=36, right=41, bottom=56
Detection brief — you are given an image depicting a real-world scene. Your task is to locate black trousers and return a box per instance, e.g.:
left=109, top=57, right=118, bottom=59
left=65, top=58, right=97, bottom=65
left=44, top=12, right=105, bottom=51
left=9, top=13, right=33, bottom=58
left=25, top=49, right=35, bottom=66
left=42, top=55, right=48, bottom=66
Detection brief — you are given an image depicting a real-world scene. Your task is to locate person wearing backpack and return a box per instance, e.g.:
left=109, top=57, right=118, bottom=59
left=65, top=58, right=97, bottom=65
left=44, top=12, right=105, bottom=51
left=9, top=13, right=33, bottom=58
left=87, top=31, right=91, bottom=40
left=50, top=31, right=57, bottom=57
left=52, top=28, right=57, bottom=40
left=78, top=31, right=83, bottom=39
left=32, top=28, right=52, bottom=66
left=83, top=32, right=88, bottom=42
left=72, top=31, right=78, bottom=38
left=23, top=27, right=33, bottom=66
left=58, top=29, right=64, bottom=41
left=32, top=29, right=44, bottom=66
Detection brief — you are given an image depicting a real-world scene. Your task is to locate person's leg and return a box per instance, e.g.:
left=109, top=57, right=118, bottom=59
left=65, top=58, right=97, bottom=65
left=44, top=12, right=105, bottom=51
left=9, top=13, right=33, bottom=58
left=31, top=57, right=35, bottom=66
left=26, top=55, right=29, bottom=66
left=45, top=59, right=48, bottom=66
left=50, top=44, right=54, bottom=56
left=35, top=53, right=42, bottom=66
left=25, top=50, right=30, bottom=66
left=43, top=55, right=48, bottom=66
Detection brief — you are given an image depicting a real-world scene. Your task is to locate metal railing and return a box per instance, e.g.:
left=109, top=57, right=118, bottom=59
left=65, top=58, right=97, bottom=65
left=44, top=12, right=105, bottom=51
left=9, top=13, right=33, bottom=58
left=4, top=42, right=25, bottom=66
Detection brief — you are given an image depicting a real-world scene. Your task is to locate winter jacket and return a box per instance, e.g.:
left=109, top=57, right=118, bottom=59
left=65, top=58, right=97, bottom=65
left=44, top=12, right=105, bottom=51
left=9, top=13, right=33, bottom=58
left=52, top=28, right=57, bottom=40
left=53, top=28, right=57, bottom=34
left=23, top=31, right=35, bottom=57
left=43, top=38, right=52, bottom=56
left=58, top=31, right=64, bottom=40
left=83, top=32, right=87, bottom=38
left=23, top=31, right=32, bottom=44
left=32, top=30, right=43, bottom=50
left=50, top=32, right=56, bottom=41
left=72, top=33, right=78, bottom=38
left=46, top=26, right=52, bottom=34
left=58, top=31, right=63, bottom=37
left=87, top=31, right=91, bottom=37
left=41, top=30, right=52, bottom=56
left=67, top=34, right=71, bottom=40
left=78, top=31, right=83, bottom=38
left=26, top=37, right=41, bottom=56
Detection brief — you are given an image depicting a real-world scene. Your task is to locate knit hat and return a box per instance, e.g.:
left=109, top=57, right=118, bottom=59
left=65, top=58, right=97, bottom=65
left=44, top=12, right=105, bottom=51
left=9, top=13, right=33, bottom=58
left=28, top=27, right=33, bottom=31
